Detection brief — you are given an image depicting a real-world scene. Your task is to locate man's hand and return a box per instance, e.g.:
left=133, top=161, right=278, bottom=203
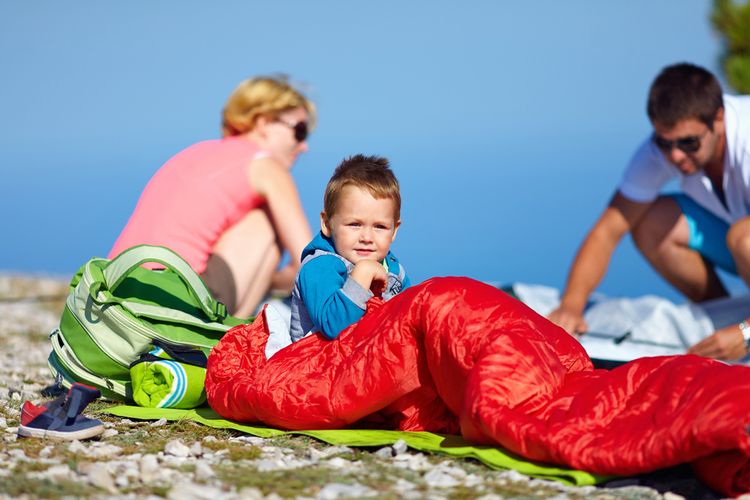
left=548, top=306, right=588, bottom=336
left=350, top=260, right=387, bottom=296
left=687, top=323, right=748, bottom=360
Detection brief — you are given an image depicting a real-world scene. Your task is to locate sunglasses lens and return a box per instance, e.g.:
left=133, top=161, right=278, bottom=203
left=653, top=135, right=702, bottom=154
left=293, top=122, right=308, bottom=142
left=654, top=136, right=670, bottom=151
left=676, top=137, right=700, bottom=153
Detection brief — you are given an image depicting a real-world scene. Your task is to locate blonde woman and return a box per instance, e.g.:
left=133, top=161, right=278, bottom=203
left=110, top=76, right=314, bottom=317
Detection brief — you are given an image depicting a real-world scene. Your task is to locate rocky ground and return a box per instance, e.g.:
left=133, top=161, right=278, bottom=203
left=0, top=274, right=728, bottom=499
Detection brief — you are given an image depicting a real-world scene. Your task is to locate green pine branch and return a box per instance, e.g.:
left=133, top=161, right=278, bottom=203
left=712, top=0, right=750, bottom=93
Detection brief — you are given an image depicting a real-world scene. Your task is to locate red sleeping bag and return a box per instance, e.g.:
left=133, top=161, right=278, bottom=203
left=206, top=277, right=750, bottom=496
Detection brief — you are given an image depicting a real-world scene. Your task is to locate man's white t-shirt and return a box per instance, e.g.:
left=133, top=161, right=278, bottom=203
left=618, top=94, right=750, bottom=224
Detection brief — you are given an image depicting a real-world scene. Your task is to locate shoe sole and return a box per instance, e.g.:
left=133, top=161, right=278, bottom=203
left=17, top=424, right=105, bottom=441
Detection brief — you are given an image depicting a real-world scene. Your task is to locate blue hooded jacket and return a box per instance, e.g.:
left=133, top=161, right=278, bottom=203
left=289, top=232, right=410, bottom=341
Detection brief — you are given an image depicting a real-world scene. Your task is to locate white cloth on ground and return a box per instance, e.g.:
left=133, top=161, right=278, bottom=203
left=508, top=282, right=750, bottom=364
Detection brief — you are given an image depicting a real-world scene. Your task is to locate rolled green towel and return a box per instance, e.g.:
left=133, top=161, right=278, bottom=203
left=130, top=347, right=207, bottom=409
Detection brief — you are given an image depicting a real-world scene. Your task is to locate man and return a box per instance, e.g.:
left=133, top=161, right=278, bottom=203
left=548, top=62, right=750, bottom=360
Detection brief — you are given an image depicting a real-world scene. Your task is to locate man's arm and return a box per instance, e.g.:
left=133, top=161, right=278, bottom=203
left=548, top=192, right=652, bottom=334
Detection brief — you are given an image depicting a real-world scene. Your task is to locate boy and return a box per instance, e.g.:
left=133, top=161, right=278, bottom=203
left=289, top=154, right=410, bottom=341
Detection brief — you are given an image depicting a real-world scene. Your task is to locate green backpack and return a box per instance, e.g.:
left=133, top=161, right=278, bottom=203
left=48, top=245, right=249, bottom=405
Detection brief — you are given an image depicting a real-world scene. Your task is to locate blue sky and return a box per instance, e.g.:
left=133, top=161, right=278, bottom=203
left=1, top=1, right=736, bottom=301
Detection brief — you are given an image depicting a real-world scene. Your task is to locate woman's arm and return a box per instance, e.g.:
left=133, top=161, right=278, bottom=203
left=249, top=156, right=313, bottom=290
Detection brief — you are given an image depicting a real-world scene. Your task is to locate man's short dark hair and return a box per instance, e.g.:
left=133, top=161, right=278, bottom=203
left=647, top=63, right=724, bottom=129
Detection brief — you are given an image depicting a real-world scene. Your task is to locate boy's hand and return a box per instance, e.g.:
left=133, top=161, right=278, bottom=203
left=350, top=260, right=388, bottom=297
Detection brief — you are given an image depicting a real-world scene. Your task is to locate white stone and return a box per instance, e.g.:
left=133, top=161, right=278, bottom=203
left=119, top=461, right=140, bottom=481
left=115, top=473, right=130, bottom=488
left=194, top=461, right=215, bottom=481
left=393, top=478, right=417, bottom=492
left=255, top=458, right=307, bottom=472
left=374, top=446, right=395, bottom=459
left=80, top=462, right=117, bottom=493
left=85, top=443, right=122, bottom=458
left=237, top=486, right=264, bottom=499
left=0, top=416, right=6, bottom=428
left=165, top=439, right=191, bottom=457
left=8, top=449, right=27, bottom=460
left=316, top=482, right=376, bottom=499
left=392, top=439, right=408, bottom=455
left=43, top=464, right=72, bottom=479
left=464, top=473, right=485, bottom=487
left=442, top=463, right=467, bottom=480
left=68, top=439, right=86, bottom=454
left=167, top=482, right=224, bottom=500
left=393, top=452, right=432, bottom=472
left=230, top=435, right=265, bottom=446
left=326, top=457, right=352, bottom=469
left=202, top=435, right=218, bottom=443
left=310, top=446, right=353, bottom=460
left=502, top=469, right=530, bottom=483
left=158, top=467, right=181, bottom=484
left=189, top=441, right=203, bottom=457
left=140, top=454, right=160, bottom=483
left=161, top=454, right=189, bottom=468
left=423, top=468, right=461, bottom=488
left=39, top=445, right=53, bottom=458
left=150, top=418, right=168, bottom=427
left=255, top=458, right=287, bottom=472
left=101, top=428, right=119, bottom=438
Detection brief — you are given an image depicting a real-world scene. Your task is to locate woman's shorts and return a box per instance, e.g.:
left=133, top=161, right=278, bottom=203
left=201, top=254, right=237, bottom=314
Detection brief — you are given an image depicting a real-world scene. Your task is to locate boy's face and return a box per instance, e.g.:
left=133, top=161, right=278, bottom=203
left=321, top=185, right=400, bottom=265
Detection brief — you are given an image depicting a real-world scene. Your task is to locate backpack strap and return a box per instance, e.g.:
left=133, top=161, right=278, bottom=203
left=111, top=301, right=232, bottom=331
left=89, top=245, right=226, bottom=322
left=300, top=249, right=351, bottom=269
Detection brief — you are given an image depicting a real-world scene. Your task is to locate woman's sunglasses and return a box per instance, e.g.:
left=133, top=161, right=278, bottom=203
left=652, top=129, right=709, bottom=154
left=276, top=119, right=309, bottom=143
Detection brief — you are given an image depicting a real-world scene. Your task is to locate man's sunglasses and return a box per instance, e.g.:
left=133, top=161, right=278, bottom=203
left=276, top=119, right=309, bottom=143
left=652, top=129, right=709, bottom=154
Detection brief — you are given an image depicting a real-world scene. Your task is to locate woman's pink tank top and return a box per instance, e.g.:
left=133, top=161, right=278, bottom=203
left=109, top=136, right=265, bottom=273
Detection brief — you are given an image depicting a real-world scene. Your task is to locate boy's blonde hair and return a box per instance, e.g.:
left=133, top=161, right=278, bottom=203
left=323, top=155, right=401, bottom=221
left=221, top=76, right=316, bottom=137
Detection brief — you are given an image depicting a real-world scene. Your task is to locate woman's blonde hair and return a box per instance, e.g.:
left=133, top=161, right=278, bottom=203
left=221, top=76, right=316, bottom=137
